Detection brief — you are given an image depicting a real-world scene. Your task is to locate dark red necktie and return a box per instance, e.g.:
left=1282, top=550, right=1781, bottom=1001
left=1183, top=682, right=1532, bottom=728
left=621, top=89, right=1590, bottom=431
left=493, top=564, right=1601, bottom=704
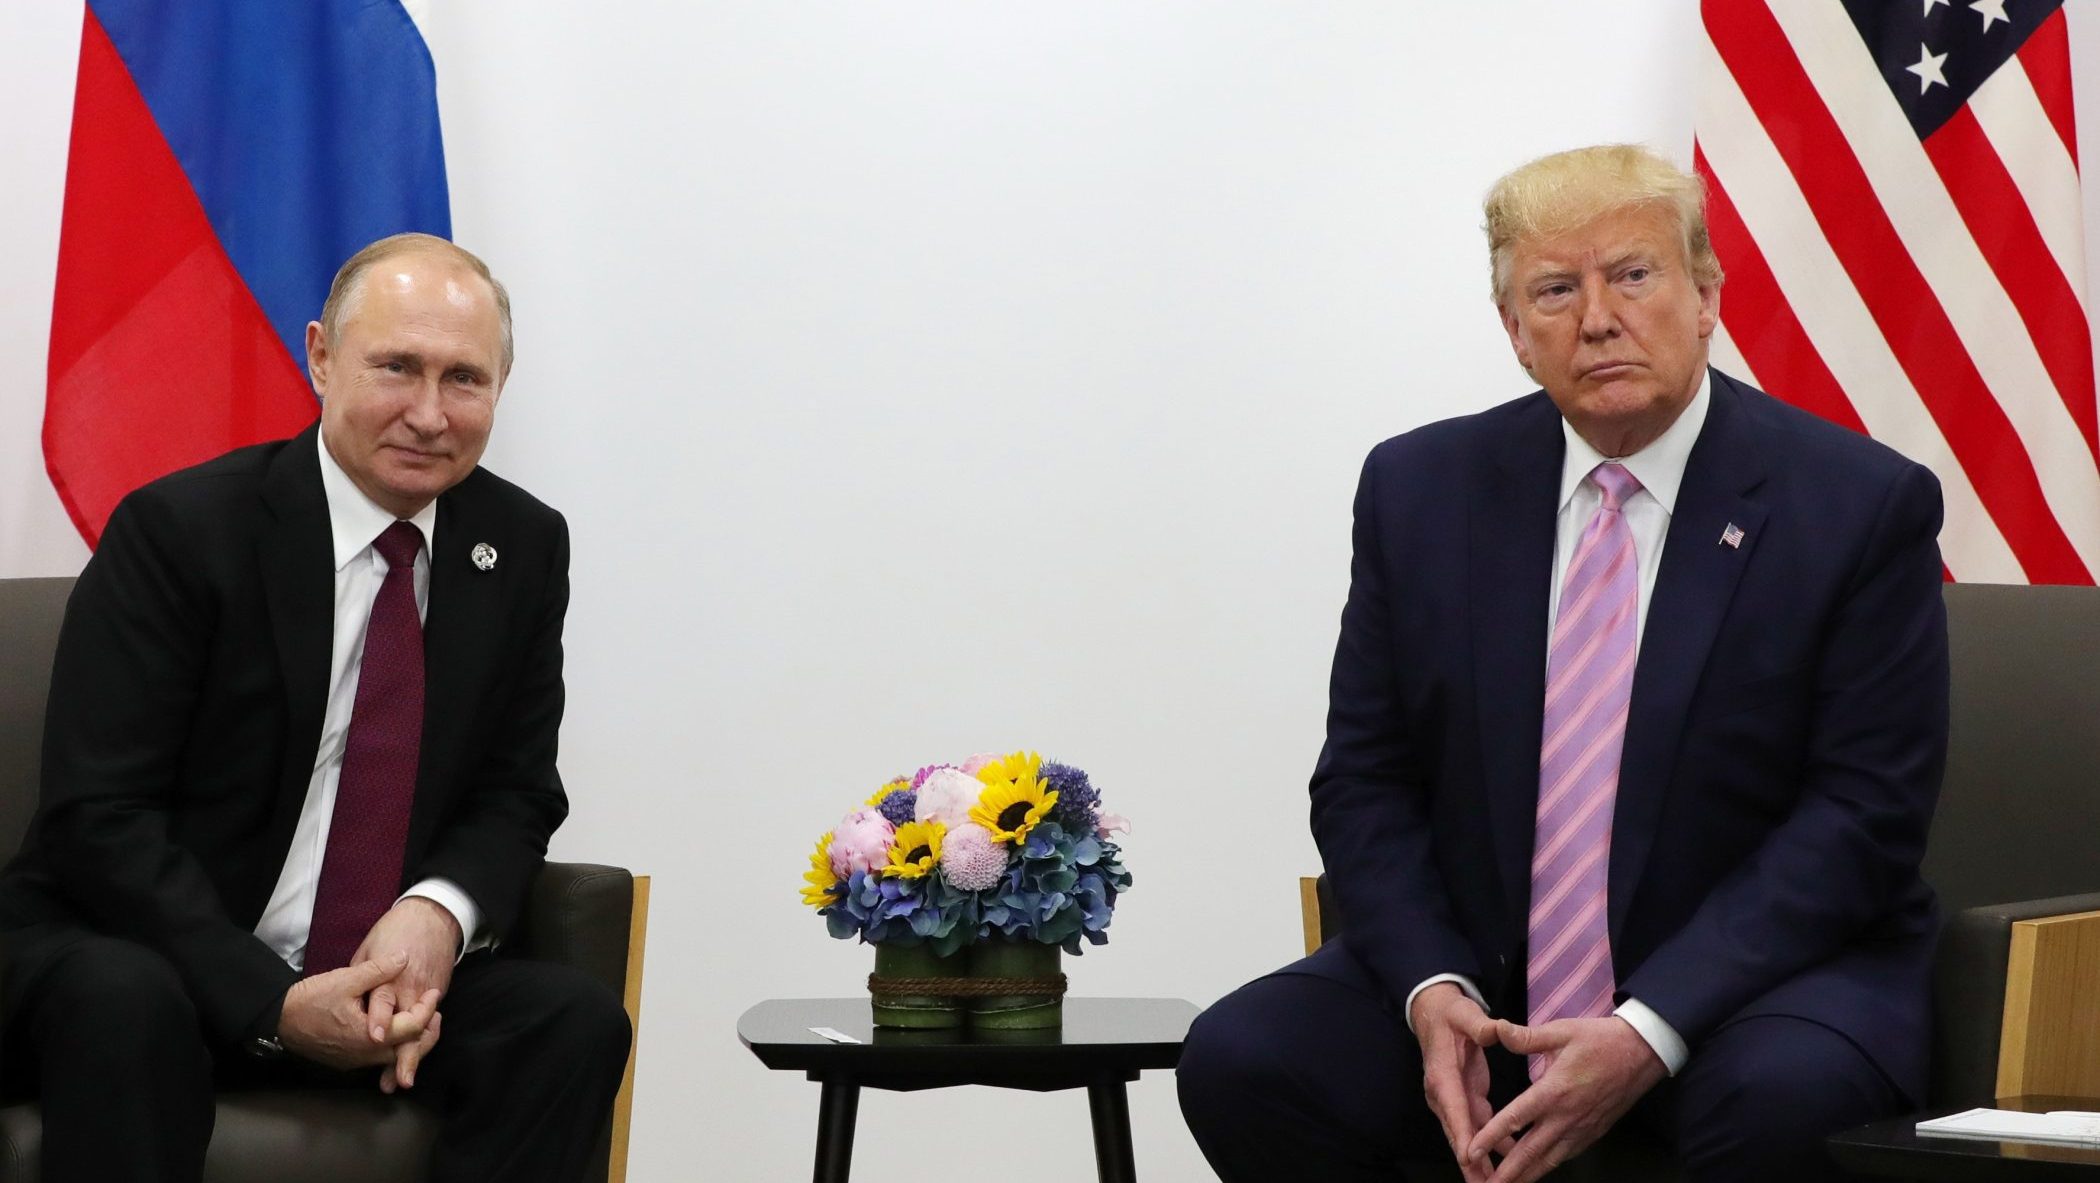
left=305, top=521, right=424, bottom=976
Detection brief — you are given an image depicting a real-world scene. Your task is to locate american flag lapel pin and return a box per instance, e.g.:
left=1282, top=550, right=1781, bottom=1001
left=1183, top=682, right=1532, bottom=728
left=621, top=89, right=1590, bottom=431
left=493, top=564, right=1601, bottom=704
left=1720, top=523, right=1745, bottom=549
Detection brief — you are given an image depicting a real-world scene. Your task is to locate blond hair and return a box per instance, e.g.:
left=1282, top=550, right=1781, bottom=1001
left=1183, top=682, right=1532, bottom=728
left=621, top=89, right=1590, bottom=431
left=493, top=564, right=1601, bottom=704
left=1483, top=144, right=1723, bottom=304
left=319, top=232, right=514, bottom=374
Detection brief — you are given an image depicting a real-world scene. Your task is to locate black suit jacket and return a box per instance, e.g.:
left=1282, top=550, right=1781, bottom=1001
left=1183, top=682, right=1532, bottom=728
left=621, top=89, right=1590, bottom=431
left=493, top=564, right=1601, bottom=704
left=0, top=425, right=570, bottom=1045
left=1310, top=370, right=1948, bottom=1098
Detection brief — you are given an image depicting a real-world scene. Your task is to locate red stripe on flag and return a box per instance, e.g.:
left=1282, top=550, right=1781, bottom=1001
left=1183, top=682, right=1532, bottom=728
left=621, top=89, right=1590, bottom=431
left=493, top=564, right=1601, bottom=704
left=1923, top=106, right=2098, bottom=462
left=44, top=9, right=315, bottom=547
left=2017, top=8, right=2078, bottom=169
left=1705, top=0, right=2089, bottom=584
left=1694, top=145, right=1869, bottom=436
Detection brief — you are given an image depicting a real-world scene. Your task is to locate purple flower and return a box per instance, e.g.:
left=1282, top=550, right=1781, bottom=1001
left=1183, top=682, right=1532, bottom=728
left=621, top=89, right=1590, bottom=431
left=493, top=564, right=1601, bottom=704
left=1042, top=761, right=1100, bottom=830
left=875, top=788, right=917, bottom=827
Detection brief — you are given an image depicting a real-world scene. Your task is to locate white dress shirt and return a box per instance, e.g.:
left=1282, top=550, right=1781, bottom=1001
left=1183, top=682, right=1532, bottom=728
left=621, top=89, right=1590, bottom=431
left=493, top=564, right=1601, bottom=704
left=252, top=432, right=482, bottom=972
left=1404, top=373, right=1712, bottom=1077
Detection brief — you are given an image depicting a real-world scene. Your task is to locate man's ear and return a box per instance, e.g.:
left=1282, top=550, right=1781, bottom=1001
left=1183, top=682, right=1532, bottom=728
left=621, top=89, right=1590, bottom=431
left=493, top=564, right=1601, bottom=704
left=305, top=321, right=330, bottom=397
left=1695, top=281, right=1722, bottom=340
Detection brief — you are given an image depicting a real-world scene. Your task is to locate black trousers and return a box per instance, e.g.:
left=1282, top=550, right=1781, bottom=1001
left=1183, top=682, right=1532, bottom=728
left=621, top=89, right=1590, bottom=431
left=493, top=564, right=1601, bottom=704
left=0, top=923, right=631, bottom=1183
left=1176, top=943, right=1905, bottom=1183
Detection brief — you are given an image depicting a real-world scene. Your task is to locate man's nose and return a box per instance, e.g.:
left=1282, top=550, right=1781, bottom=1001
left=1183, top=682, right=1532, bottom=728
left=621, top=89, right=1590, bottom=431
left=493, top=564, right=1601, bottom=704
left=1576, top=274, right=1620, bottom=341
left=402, top=381, right=448, bottom=435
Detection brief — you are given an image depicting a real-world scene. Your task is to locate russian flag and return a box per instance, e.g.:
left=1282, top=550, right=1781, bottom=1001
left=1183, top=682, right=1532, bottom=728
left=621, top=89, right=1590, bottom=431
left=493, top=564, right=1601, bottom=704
left=45, top=0, right=450, bottom=547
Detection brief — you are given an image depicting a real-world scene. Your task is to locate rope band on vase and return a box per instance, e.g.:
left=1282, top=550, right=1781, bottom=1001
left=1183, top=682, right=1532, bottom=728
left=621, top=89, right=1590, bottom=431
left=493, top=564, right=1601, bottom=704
left=865, top=973, right=1070, bottom=1000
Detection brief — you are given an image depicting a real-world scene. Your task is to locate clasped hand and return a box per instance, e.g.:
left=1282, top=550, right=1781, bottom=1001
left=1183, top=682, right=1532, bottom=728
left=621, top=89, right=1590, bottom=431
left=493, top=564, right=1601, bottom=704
left=277, top=898, right=462, bottom=1093
left=1411, top=984, right=1667, bottom=1183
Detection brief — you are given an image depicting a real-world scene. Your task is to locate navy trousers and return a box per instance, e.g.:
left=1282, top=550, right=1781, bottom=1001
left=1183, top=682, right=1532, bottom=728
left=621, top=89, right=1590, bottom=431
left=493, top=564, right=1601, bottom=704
left=1177, top=943, right=1905, bottom=1183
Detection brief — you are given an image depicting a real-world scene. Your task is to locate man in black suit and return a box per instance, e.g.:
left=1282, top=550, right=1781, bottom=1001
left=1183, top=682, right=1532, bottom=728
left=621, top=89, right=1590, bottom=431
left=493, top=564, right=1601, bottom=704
left=1177, top=146, right=1946, bottom=1181
left=0, top=234, right=630, bottom=1181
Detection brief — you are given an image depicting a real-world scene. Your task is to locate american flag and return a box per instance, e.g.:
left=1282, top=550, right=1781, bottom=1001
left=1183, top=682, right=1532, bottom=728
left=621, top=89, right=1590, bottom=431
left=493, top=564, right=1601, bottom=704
left=1695, top=0, right=2097, bottom=584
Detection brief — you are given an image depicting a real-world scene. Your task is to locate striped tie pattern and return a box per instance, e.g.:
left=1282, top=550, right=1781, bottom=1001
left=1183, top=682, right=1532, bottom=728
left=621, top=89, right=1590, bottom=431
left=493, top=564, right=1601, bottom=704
left=1526, top=462, right=1642, bottom=1078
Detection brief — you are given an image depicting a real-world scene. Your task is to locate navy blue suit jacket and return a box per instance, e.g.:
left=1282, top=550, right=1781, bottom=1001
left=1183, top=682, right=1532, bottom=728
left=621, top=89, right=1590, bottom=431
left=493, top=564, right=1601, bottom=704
left=1309, top=369, right=1948, bottom=1099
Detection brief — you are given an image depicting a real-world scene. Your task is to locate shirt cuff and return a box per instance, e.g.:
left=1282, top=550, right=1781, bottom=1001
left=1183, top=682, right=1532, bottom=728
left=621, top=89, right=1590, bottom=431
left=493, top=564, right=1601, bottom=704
left=1404, top=973, right=1490, bottom=1033
left=1614, top=997, right=1688, bottom=1075
left=399, top=878, right=489, bottom=961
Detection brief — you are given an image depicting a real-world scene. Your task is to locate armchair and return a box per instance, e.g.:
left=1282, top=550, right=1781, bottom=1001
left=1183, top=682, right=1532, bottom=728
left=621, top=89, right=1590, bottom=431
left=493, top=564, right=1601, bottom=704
left=0, top=576, right=649, bottom=1182
left=1298, top=581, right=2100, bottom=1179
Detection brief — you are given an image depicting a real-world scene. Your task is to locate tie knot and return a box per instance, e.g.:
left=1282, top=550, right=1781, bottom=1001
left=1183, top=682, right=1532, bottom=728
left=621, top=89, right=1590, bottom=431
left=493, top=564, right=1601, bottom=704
left=1590, top=462, right=1642, bottom=510
left=372, top=521, right=423, bottom=570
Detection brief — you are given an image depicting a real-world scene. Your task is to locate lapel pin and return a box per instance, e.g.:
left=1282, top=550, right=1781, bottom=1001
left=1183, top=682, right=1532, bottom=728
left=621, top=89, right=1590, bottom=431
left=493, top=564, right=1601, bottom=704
left=471, top=542, right=498, bottom=571
left=1720, top=523, right=1745, bottom=549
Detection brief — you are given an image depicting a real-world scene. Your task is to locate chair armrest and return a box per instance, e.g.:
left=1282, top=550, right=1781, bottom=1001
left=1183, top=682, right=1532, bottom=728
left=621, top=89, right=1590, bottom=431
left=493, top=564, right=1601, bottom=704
left=1301, top=873, right=1342, bottom=954
left=514, top=861, right=635, bottom=1000
left=1930, top=892, right=2100, bottom=1105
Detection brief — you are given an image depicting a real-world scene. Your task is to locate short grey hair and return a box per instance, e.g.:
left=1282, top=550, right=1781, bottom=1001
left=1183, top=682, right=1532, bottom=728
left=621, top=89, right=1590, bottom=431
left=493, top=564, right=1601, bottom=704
left=319, top=232, right=514, bottom=374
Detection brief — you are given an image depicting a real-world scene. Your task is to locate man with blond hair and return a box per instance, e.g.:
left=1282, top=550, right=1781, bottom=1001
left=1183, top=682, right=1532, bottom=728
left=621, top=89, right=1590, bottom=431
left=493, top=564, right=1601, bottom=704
left=1179, top=145, right=1946, bottom=1182
left=0, top=233, right=629, bottom=1181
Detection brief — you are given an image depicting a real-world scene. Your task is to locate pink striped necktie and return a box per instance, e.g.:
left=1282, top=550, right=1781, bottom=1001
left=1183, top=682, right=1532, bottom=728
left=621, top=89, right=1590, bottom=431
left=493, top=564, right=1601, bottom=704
left=1526, top=461, right=1642, bottom=1079
left=305, top=521, right=424, bottom=976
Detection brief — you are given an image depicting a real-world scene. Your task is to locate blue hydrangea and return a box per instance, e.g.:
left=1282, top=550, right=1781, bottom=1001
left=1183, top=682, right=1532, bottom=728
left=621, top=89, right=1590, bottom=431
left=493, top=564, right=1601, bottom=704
left=977, top=820, right=1131, bottom=954
left=1041, top=761, right=1100, bottom=831
left=824, top=870, right=980, bottom=956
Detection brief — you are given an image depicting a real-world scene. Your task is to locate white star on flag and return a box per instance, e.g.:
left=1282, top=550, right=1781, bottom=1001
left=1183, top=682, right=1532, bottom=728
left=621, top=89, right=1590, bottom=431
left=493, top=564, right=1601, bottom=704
left=1921, top=0, right=1950, bottom=12
left=1968, top=0, right=2010, bottom=31
left=1906, top=42, right=1950, bottom=93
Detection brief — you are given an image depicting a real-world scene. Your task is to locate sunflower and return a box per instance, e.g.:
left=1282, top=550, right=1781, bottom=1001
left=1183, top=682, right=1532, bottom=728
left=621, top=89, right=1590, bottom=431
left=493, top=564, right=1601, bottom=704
left=866, top=777, right=912, bottom=807
left=882, top=820, right=946, bottom=879
left=971, top=776, right=1060, bottom=845
left=973, top=750, right=1043, bottom=790
left=801, top=832, right=841, bottom=908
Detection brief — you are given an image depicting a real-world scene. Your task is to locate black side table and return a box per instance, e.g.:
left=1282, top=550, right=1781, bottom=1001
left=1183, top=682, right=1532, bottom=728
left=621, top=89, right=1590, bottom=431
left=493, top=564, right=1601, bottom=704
left=739, top=996, right=1198, bottom=1183
left=1828, top=1095, right=2100, bottom=1180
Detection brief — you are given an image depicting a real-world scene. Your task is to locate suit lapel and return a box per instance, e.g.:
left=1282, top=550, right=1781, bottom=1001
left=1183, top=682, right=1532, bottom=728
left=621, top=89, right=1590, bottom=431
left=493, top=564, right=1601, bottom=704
left=1608, top=371, right=1770, bottom=936
left=260, top=428, right=336, bottom=811
left=1471, top=394, right=1565, bottom=934
left=411, top=477, right=504, bottom=854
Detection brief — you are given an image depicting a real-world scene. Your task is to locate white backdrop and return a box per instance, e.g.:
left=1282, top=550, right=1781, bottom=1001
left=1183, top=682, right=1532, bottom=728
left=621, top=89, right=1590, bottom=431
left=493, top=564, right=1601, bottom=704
left=5, top=3, right=2100, bottom=1179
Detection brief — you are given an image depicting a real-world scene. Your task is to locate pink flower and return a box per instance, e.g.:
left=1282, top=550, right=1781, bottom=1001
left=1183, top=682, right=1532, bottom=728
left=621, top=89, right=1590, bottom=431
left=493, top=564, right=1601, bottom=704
left=914, top=768, right=982, bottom=829
left=910, top=763, right=954, bottom=790
left=940, top=823, right=1007, bottom=891
left=958, top=752, right=999, bottom=775
left=829, top=808, right=895, bottom=877
left=1097, top=812, right=1131, bottom=838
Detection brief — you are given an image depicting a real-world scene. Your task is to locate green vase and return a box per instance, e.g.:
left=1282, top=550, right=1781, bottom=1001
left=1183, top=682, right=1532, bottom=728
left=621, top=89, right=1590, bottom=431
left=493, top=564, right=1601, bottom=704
left=967, top=939, right=1063, bottom=1029
left=869, top=944, right=965, bottom=1029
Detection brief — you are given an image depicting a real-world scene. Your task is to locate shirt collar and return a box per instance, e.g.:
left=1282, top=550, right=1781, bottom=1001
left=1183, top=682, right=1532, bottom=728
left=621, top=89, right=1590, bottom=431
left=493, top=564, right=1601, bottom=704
left=1556, top=369, right=1711, bottom=515
left=316, top=429, right=438, bottom=571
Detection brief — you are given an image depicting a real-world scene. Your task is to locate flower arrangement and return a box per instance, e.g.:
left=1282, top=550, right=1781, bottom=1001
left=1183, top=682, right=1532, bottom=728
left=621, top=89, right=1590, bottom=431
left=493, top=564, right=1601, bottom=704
left=801, top=750, right=1132, bottom=958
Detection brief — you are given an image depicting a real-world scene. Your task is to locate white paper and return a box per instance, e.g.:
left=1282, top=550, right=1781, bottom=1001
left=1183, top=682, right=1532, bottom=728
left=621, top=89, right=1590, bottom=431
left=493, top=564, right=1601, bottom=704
left=1916, top=1107, right=2100, bottom=1145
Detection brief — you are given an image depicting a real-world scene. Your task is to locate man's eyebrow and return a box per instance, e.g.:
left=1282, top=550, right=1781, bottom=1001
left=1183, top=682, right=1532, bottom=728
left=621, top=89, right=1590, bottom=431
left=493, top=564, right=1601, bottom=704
left=365, top=349, right=422, bottom=367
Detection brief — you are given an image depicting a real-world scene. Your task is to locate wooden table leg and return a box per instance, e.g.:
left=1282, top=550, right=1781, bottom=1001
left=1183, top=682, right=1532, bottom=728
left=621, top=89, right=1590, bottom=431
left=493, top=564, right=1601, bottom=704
left=814, top=1075, right=859, bottom=1183
left=1088, top=1077, right=1136, bottom=1183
